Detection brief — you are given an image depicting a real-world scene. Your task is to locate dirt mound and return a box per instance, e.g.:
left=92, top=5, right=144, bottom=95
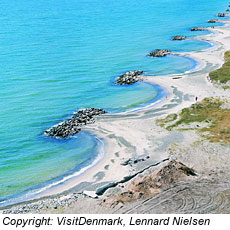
left=103, top=160, right=196, bottom=208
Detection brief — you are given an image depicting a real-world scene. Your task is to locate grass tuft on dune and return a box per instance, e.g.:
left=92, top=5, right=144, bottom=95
left=209, top=51, right=230, bottom=84
left=157, top=97, right=230, bottom=143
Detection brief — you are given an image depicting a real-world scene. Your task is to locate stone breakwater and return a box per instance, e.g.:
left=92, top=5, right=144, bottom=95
left=44, top=108, right=107, bottom=138
left=148, top=49, right=171, bottom=57
left=208, top=19, right=219, bottom=23
left=190, top=27, right=209, bottom=31
left=217, top=13, right=230, bottom=17
left=115, top=71, right=144, bottom=85
left=172, top=35, right=187, bottom=40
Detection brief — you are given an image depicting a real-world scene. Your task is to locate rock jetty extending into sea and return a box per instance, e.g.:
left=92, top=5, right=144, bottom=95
left=217, top=12, right=230, bottom=17
left=115, top=70, right=144, bottom=85
left=190, top=27, right=209, bottom=31
left=218, top=13, right=225, bottom=17
left=208, top=19, right=219, bottom=23
left=148, top=49, right=170, bottom=57
left=44, top=108, right=107, bottom=138
left=172, top=35, right=187, bottom=40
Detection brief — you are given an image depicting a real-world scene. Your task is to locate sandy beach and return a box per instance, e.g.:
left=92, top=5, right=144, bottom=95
left=2, top=18, right=230, bottom=214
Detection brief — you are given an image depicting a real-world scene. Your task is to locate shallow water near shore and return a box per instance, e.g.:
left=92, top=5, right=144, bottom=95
left=0, top=0, right=228, bottom=206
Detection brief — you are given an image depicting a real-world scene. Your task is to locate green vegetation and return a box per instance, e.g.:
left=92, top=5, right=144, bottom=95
left=223, top=85, right=230, bottom=90
left=157, top=97, right=230, bottom=143
left=209, top=51, right=230, bottom=84
left=157, top=113, right=178, bottom=127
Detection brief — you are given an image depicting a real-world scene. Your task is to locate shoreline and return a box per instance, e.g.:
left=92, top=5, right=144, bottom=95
left=1, top=17, right=230, bottom=212
left=0, top=133, right=106, bottom=209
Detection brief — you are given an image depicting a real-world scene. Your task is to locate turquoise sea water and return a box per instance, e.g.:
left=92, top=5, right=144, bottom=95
left=0, top=0, right=228, bottom=206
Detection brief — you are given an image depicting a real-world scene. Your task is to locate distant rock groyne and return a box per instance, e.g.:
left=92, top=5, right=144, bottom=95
left=115, top=71, right=144, bottom=85
left=172, top=35, right=187, bottom=40
left=148, top=49, right=171, bottom=57
left=217, top=13, right=230, bottom=17
left=190, top=27, right=209, bottom=31
left=208, top=19, right=219, bottom=23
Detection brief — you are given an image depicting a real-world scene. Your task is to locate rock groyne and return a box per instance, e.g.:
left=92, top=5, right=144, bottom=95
left=115, top=71, right=144, bottom=85
left=208, top=19, right=219, bottom=23
left=148, top=49, right=170, bottom=57
left=190, top=27, right=209, bottom=31
left=172, top=35, right=187, bottom=40
left=44, top=108, right=107, bottom=138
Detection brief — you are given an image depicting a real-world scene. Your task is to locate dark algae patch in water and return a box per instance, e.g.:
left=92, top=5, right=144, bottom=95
left=157, top=98, right=230, bottom=143
left=209, top=51, right=230, bottom=84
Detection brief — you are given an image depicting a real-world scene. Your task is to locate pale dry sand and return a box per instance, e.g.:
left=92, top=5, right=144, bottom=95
left=2, top=21, right=230, bottom=214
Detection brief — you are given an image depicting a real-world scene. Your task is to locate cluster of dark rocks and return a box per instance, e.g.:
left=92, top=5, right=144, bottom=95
left=44, top=108, right=106, bottom=138
left=121, top=156, right=150, bottom=166
left=226, top=9, right=230, bottom=12
left=115, top=71, right=144, bottom=85
left=2, top=193, right=79, bottom=214
left=217, top=13, right=226, bottom=17
left=208, top=19, right=219, bottom=23
left=190, top=27, right=209, bottom=31
left=148, top=49, right=170, bottom=57
left=172, top=35, right=187, bottom=41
